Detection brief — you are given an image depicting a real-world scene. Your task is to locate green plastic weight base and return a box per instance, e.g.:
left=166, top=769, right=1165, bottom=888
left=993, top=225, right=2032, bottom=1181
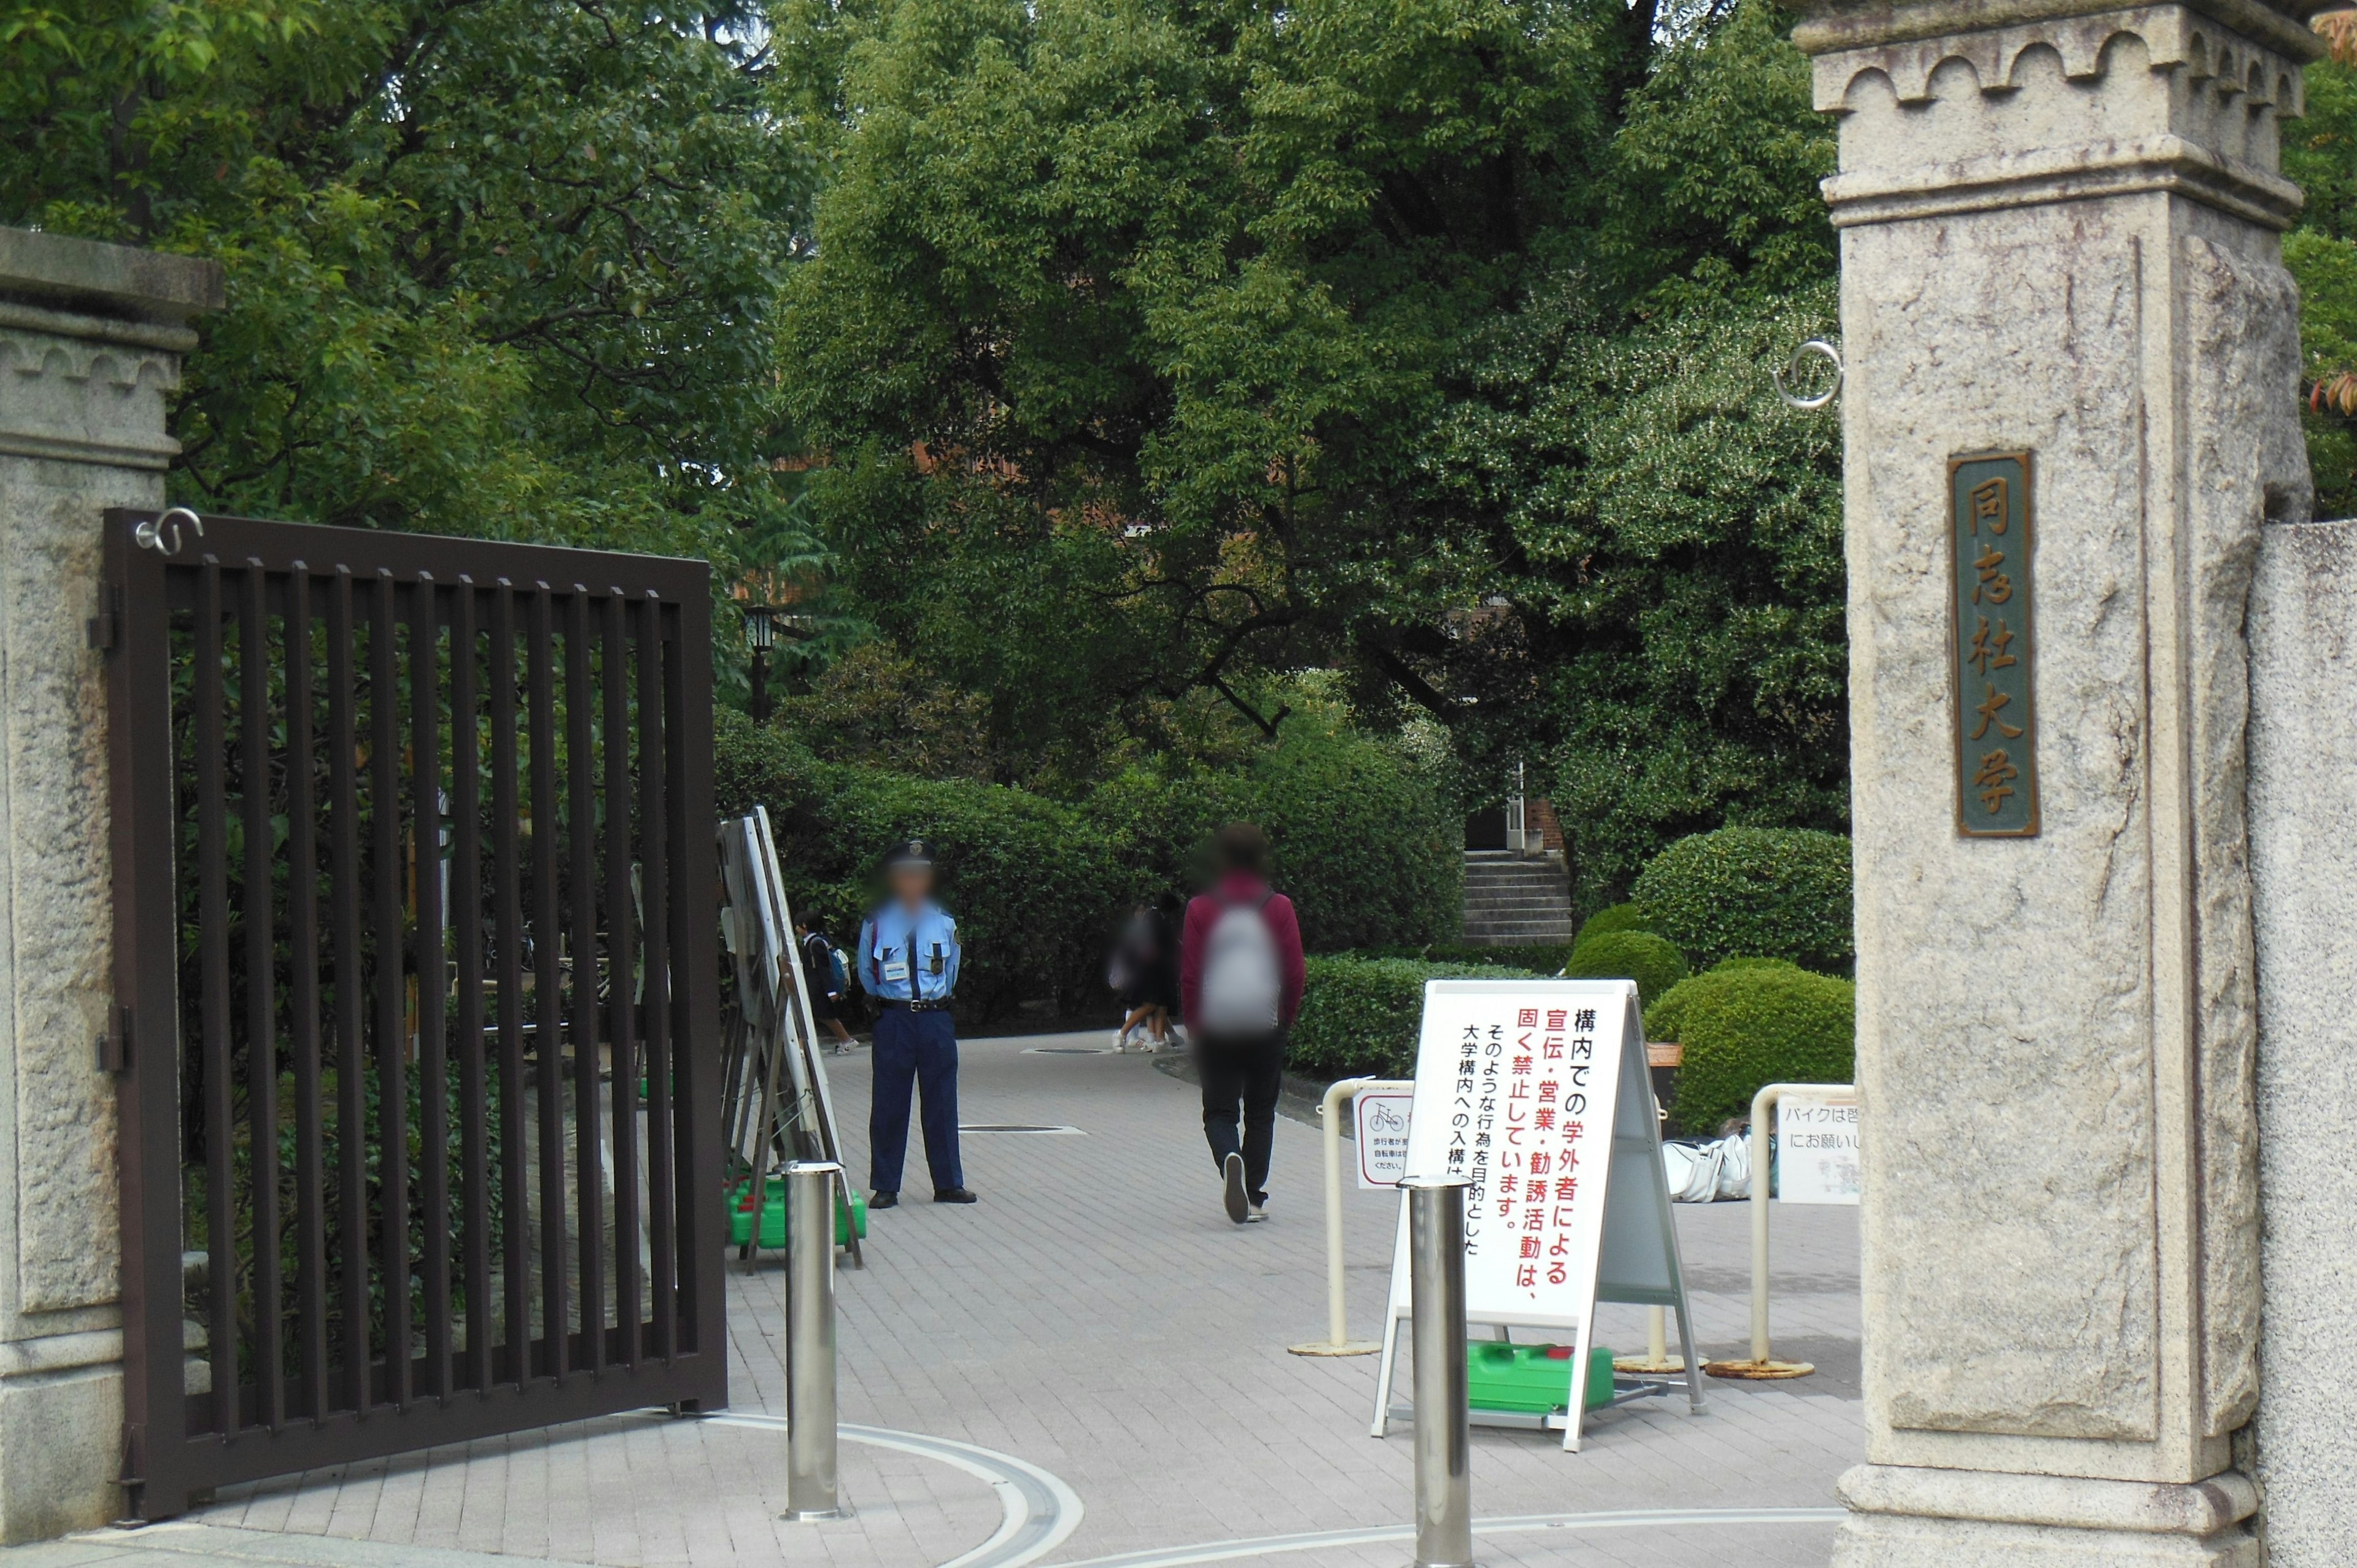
left=727, top=1180, right=868, bottom=1249
left=1466, top=1342, right=1617, bottom=1414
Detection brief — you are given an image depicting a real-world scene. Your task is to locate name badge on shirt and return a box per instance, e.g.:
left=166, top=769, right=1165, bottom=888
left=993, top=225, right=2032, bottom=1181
left=881, top=959, right=910, bottom=984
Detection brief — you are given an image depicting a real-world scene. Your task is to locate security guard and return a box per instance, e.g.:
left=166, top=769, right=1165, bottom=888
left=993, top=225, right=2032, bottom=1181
left=857, top=840, right=977, bottom=1207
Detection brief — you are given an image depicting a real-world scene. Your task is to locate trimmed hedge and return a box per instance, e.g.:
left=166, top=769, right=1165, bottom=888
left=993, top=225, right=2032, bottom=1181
left=1644, top=964, right=1856, bottom=1135
left=1562, top=930, right=1689, bottom=1007
left=715, top=711, right=1121, bottom=1020
left=716, top=708, right=1465, bottom=1019
left=1291, top=955, right=1535, bottom=1080
left=1630, top=827, right=1854, bottom=975
left=1358, top=941, right=1569, bottom=974
left=1571, top=902, right=1655, bottom=953
left=1085, top=720, right=1460, bottom=954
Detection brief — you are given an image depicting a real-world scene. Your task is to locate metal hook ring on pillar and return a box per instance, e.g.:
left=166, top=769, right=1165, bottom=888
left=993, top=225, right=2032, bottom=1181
left=1772, top=340, right=1843, bottom=411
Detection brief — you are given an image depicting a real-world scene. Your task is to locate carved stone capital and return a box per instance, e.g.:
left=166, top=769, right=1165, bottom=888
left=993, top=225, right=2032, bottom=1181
left=1790, top=2, right=2320, bottom=228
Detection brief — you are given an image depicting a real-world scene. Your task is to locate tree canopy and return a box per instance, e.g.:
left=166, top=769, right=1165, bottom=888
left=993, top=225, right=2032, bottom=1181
left=773, top=0, right=1847, bottom=895
left=2, top=0, right=816, bottom=596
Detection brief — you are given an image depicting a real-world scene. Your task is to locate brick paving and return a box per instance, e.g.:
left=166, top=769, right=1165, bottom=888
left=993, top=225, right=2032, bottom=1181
left=37, top=1031, right=1861, bottom=1568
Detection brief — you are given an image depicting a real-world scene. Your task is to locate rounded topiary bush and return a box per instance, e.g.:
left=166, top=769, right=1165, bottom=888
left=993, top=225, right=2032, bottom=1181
left=1644, top=965, right=1856, bottom=1135
left=1562, top=930, right=1689, bottom=1007
left=1571, top=902, right=1655, bottom=953
left=1630, top=827, right=1854, bottom=975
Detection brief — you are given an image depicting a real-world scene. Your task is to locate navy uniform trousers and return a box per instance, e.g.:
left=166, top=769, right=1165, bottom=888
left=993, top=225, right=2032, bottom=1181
left=870, top=1006, right=964, bottom=1194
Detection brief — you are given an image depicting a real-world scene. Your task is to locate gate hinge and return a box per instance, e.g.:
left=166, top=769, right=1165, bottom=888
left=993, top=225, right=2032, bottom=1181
left=98, top=1007, right=130, bottom=1074
left=88, top=586, right=122, bottom=651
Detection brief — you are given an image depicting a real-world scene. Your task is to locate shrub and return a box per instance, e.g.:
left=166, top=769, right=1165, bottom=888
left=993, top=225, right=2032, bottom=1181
left=716, top=706, right=1461, bottom=1020
left=1630, top=827, right=1854, bottom=975
left=1571, top=903, right=1655, bottom=953
left=1644, top=965, right=1856, bottom=1135
left=1086, top=718, right=1461, bottom=953
left=1358, top=941, right=1569, bottom=974
left=1710, top=956, right=1805, bottom=976
left=714, top=710, right=1121, bottom=1021
left=1562, top=930, right=1689, bottom=1006
left=1291, top=955, right=1535, bottom=1080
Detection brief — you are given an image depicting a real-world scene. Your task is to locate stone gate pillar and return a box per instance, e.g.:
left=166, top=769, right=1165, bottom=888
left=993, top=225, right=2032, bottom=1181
left=0, top=228, right=219, bottom=1538
left=1781, top=2, right=2327, bottom=1562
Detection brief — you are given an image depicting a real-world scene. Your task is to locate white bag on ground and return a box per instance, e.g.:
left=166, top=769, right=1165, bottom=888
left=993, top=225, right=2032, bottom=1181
left=1662, top=1132, right=1752, bottom=1202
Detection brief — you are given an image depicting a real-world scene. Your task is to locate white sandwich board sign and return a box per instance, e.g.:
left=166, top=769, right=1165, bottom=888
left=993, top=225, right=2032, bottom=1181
left=1371, top=979, right=1705, bottom=1450
left=1353, top=1087, right=1413, bottom=1189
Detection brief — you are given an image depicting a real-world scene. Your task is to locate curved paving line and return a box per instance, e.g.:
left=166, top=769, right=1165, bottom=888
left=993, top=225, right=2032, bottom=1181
left=1043, top=1507, right=1849, bottom=1568
left=700, top=1413, right=1085, bottom=1568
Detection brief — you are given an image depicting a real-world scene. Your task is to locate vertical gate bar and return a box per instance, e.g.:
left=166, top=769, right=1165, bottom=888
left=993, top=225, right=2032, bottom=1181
left=451, top=579, right=492, bottom=1395
left=109, top=515, right=200, bottom=1517
left=603, top=590, right=640, bottom=1362
left=564, top=588, right=606, bottom=1375
left=412, top=574, right=451, bottom=1400
left=669, top=584, right=724, bottom=1391
left=287, top=565, right=330, bottom=1423
left=637, top=593, right=674, bottom=1362
left=371, top=570, right=412, bottom=1407
left=195, top=555, right=239, bottom=1437
left=491, top=584, right=528, bottom=1383
left=330, top=568, right=370, bottom=1412
left=240, top=559, right=285, bottom=1432
left=527, top=584, right=567, bottom=1383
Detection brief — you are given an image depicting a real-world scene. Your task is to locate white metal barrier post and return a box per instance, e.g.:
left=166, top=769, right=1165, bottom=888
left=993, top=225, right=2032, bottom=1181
left=1703, top=1081, right=1857, bottom=1381
left=1290, top=1075, right=1412, bottom=1357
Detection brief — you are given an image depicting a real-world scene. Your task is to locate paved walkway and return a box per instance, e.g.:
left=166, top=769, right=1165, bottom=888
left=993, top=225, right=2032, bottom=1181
left=18, top=1032, right=1861, bottom=1568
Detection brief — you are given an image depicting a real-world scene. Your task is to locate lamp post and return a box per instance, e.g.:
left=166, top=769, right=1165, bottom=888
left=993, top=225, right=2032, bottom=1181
left=744, top=603, right=776, bottom=724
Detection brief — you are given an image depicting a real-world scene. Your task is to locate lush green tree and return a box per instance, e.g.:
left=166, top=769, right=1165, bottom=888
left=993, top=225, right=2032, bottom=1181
left=775, top=0, right=1844, bottom=897
left=2, top=0, right=819, bottom=652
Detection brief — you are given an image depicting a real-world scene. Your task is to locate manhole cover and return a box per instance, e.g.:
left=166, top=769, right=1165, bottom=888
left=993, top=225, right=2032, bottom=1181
left=959, top=1124, right=1086, bottom=1135
left=1023, top=1046, right=1117, bottom=1055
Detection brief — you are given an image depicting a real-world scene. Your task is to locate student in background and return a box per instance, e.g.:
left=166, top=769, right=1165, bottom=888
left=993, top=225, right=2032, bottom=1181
left=796, top=919, right=858, bottom=1054
left=1109, top=893, right=1182, bottom=1052
left=1179, top=825, right=1304, bottom=1224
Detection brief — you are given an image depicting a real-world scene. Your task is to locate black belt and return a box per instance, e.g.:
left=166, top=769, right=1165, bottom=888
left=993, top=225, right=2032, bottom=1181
left=881, top=998, right=951, bottom=1012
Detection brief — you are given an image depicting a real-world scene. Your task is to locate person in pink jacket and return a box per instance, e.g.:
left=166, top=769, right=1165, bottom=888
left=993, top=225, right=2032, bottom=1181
left=1178, top=823, right=1306, bottom=1224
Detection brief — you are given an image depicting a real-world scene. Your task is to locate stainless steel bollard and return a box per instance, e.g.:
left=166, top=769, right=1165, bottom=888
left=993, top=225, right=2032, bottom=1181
left=1404, top=1175, right=1473, bottom=1568
left=782, top=1160, right=846, bottom=1521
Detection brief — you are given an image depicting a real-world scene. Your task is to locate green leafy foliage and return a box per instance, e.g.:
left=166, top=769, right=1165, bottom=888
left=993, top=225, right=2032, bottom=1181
left=1571, top=902, right=1655, bottom=952
left=1644, top=964, right=1854, bottom=1135
left=1085, top=711, right=1462, bottom=954
left=717, top=707, right=1461, bottom=1016
left=1561, top=929, right=1687, bottom=1006
left=2288, top=53, right=2357, bottom=517
left=1630, top=825, right=1852, bottom=974
left=715, top=712, right=1120, bottom=1020
left=1291, top=955, right=1535, bottom=1081
left=3, top=0, right=819, bottom=690
left=768, top=0, right=1849, bottom=884
left=1359, top=941, right=1569, bottom=973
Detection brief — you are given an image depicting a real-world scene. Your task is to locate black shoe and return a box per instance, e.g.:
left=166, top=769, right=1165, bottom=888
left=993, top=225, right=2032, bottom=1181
left=869, top=1191, right=899, bottom=1210
left=1221, top=1153, right=1249, bottom=1224
left=934, top=1187, right=979, bottom=1204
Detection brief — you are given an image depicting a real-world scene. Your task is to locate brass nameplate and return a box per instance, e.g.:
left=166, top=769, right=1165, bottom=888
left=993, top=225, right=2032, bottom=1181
left=1950, top=452, right=2037, bottom=837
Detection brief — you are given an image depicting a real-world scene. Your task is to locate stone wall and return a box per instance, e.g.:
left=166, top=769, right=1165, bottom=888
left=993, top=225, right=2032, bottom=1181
left=2248, top=518, right=2357, bottom=1567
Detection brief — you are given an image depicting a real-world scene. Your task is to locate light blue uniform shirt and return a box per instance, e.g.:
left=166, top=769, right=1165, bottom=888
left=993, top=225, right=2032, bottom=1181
left=857, top=900, right=961, bottom=1003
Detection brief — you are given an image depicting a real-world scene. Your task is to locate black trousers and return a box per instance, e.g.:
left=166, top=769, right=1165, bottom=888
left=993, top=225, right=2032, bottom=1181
left=1198, top=1032, right=1286, bottom=1203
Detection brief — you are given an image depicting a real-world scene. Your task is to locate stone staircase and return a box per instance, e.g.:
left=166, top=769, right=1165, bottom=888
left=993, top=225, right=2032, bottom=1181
left=1460, top=851, right=1576, bottom=947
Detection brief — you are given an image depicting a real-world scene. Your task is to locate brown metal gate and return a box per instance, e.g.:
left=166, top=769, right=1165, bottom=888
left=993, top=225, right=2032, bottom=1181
left=102, top=508, right=726, bottom=1519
